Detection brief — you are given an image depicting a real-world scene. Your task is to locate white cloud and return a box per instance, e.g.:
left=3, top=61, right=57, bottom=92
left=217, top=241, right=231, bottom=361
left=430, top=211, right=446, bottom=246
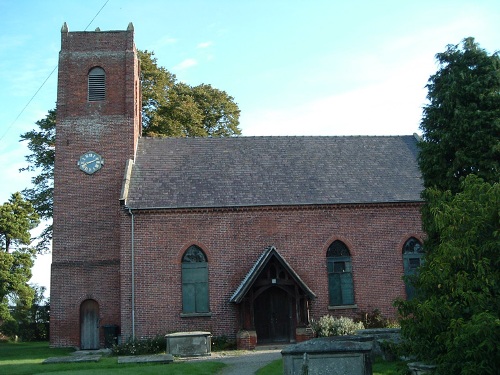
left=197, top=41, right=213, bottom=49
left=241, top=55, right=431, bottom=137
left=173, top=58, right=198, bottom=71
left=146, top=35, right=177, bottom=52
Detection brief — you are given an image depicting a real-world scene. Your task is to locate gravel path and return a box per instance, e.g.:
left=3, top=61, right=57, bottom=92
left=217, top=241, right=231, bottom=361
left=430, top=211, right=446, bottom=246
left=184, top=349, right=283, bottom=375
left=215, top=350, right=282, bottom=375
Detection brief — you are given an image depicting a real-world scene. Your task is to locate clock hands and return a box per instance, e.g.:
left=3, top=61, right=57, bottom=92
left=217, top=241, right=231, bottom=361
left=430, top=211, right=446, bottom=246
left=80, top=158, right=99, bottom=167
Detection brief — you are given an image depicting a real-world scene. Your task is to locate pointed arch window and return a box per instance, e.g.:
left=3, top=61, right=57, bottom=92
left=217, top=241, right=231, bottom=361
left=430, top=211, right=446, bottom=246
left=327, top=240, right=355, bottom=306
left=88, top=67, right=105, bottom=101
left=403, top=237, right=424, bottom=300
left=182, top=245, right=209, bottom=314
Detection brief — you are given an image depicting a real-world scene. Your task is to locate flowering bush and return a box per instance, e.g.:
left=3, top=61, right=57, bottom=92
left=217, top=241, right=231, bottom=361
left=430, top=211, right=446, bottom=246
left=311, top=315, right=364, bottom=337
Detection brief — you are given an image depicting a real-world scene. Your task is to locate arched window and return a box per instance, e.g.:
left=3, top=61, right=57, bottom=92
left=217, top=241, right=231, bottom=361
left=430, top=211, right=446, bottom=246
left=327, top=240, right=355, bottom=306
left=182, top=245, right=209, bottom=314
left=88, top=67, right=105, bottom=101
left=403, top=237, right=424, bottom=300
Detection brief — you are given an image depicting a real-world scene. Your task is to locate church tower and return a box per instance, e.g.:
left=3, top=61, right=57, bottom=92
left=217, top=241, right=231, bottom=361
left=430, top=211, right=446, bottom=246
left=51, top=23, right=140, bottom=348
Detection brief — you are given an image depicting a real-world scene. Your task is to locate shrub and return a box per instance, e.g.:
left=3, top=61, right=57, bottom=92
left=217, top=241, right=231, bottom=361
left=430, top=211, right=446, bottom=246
left=211, top=335, right=236, bottom=351
left=311, top=315, right=364, bottom=337
left=0, top=319, right=19, bottom=338
left=111, top=335, right=166, bottom=356
left=356, top=309, right=400, bottom=329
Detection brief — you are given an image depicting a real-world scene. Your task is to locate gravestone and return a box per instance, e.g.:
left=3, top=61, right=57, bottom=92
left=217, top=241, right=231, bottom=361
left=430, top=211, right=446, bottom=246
left=281, top=335, right=373, bottom=375
left=165, top=331, right=211, bottom=357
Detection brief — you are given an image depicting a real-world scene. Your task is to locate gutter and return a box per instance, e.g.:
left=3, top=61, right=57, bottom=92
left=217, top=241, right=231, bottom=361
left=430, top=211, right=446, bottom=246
left=120, top=159, right=136, bottom=339
left=127, top=207, right=136, bottom=341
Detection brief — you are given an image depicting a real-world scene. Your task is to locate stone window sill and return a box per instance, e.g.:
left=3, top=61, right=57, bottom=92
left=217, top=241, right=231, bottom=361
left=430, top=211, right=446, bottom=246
left=180, top=312, right=212, bottom=318
left=328, top=304, right=358, bottom=310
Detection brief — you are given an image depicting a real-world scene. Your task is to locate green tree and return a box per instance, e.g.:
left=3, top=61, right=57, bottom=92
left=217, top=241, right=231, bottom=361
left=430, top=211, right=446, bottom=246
left=138, top=50, right=176, bottom=132
left=10, top=284, right=50, bottom=341
left=418, top=37, right=500, bottom=194
left=19, top=110, right=55, bottom=253
left=396, top=176, right=500, bottom=374
left=0, top=193, right=38, bottom=324
left=0, top=192, right=39, bottom=253
left=20, top=50, right=241, bottom=247
left=140, top=51, right=241, bottom=137
left=397, top=38, right=500, bottom=374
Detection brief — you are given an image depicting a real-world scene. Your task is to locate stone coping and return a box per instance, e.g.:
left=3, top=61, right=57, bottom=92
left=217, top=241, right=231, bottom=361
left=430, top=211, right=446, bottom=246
left=281, top=335, right=374, bottom=355
left=43, top=355, right=101, bottom=364
left=165, top=331, right=211, bottom=337
left=118, top=354, right=174, bottom=364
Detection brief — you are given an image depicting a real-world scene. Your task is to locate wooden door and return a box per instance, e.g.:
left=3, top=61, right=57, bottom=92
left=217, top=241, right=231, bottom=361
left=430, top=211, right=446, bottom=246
left=80, top=299, right=99, bottom=349
left=254, top=287, right=290, bottom=343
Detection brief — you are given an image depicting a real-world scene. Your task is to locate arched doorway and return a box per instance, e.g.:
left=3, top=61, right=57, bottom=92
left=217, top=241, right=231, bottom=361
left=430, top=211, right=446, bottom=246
left=80, top=299, right=99, bottom=349
left=254, top=286, right=291, bottom=344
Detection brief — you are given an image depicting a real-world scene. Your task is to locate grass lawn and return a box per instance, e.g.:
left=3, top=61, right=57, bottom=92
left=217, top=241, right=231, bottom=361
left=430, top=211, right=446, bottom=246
left=1, top=341, right=406, bottom=375
left=255, top=356, right=405, bottom=375
left=0, top=341, right=225, bottom=375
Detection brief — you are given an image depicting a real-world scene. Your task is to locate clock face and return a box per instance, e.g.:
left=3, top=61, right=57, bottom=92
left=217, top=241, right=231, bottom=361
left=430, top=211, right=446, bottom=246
left=77, top=151, right=104, bottom=174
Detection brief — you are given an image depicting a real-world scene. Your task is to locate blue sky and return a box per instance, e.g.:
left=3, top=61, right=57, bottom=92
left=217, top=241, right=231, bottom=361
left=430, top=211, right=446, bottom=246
left=0, top=0, right=499, bottom=293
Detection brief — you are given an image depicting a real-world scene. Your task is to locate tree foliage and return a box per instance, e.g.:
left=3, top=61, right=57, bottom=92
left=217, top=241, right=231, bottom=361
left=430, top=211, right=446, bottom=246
left=0, top=193, right=39, bottom=253
left=418, top=37, right=500, bottom=194
left=396, top=176, right=500, bottom=374
left=0, top=195, right=37, bottom=323
left=139, top=50, right=241, bottom=137
left=397, top=38, right=500, bottom=374
left=8, top=284, right=49, bottom=341
left=20, top=50, right=241, bottom=248
left=19, top=110, right=55, bottom=252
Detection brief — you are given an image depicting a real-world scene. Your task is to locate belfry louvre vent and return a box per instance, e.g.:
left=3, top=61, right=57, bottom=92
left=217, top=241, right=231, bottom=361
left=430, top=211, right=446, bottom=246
left=88, top=67, right=105, bottom=101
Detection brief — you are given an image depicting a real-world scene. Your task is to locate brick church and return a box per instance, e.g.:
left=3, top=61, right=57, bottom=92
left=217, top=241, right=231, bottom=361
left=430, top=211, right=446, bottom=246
left=50, top=23, right=424, bottom=349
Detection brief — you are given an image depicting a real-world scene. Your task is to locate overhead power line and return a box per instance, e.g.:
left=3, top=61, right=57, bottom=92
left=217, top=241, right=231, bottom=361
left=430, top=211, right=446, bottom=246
left=0, top=0, right=110, bottom=143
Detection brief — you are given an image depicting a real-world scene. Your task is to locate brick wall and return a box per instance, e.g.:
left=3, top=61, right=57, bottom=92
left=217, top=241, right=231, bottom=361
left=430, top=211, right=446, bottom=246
left=119, top=203, right=423, bottom=341
left=51, top=26, right=139, bottom=348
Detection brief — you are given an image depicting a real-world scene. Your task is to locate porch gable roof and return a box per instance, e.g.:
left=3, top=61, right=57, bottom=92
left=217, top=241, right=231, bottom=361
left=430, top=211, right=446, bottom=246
left=230, top=246, right=316, bottom=303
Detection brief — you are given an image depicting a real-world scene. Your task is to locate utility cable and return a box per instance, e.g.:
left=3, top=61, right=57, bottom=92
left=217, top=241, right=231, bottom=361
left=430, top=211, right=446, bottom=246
left=0, top=0, right=110, bottom=143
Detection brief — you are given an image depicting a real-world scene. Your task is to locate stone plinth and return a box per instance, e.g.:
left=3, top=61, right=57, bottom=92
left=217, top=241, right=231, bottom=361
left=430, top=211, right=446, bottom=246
left=356, top=328, right=401, bottom=357
left=165, top=331, right=211, bottom=357
left=236, top=330, right=257, bottom=350
left=281, top=335, right=374, bottom=375
left=296, top=327, right=315, bottom=343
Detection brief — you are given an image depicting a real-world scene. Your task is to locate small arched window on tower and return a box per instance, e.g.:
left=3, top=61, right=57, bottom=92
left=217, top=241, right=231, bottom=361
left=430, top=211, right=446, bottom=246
left=403, top=237, right=424, bottom=300
left=327, top=240, right=355, bottom=307
left=88, top=67, right=105, bottom=101
left=181, top=245, right=209, bottom=314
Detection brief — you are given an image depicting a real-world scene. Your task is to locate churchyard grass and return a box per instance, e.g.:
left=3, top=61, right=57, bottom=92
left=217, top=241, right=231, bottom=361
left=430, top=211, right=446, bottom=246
left=0, top=341, right=225, bottom=375
left=255, top=357, right=403, bottom=375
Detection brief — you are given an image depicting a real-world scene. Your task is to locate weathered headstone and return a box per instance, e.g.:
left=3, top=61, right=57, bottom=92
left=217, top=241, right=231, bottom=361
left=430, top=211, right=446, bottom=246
left=281, top=335, right=373, bottom=375
left=165, top=331, right=211, bottom=357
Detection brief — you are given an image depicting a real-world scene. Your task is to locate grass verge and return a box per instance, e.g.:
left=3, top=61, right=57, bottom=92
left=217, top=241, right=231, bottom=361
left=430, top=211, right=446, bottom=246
left=254, top=356, right=405, bottom=375
left=0, top=341, right=225, bottom=375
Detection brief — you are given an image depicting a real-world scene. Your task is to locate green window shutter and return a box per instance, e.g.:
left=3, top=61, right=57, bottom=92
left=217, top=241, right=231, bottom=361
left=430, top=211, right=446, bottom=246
left=196, top=280, right=209, bottom=312
left=329, top=273, right=342, bottom=305
left=182, top=282, right=196, bottom=313
left=182, top=263, right=209, bottom=313
left=340, top=272, right=354, bottom=305
left=327, top=258, right=354, bottom=306
left=403, top=254, right=422, bottom=300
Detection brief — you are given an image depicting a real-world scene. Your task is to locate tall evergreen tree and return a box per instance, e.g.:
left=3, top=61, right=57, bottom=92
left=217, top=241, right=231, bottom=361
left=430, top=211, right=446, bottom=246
left=0, top=193, right=39, bottom=324
left=418, top=37, right=500, bottom=194
left=396, top=38, right=500, bottom=374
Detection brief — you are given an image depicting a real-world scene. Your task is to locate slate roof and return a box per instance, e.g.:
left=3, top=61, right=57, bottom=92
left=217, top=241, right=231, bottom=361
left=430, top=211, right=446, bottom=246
left=230, top=246, right=316, bottom=303
left=124, top=135, right=423, bottom=209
